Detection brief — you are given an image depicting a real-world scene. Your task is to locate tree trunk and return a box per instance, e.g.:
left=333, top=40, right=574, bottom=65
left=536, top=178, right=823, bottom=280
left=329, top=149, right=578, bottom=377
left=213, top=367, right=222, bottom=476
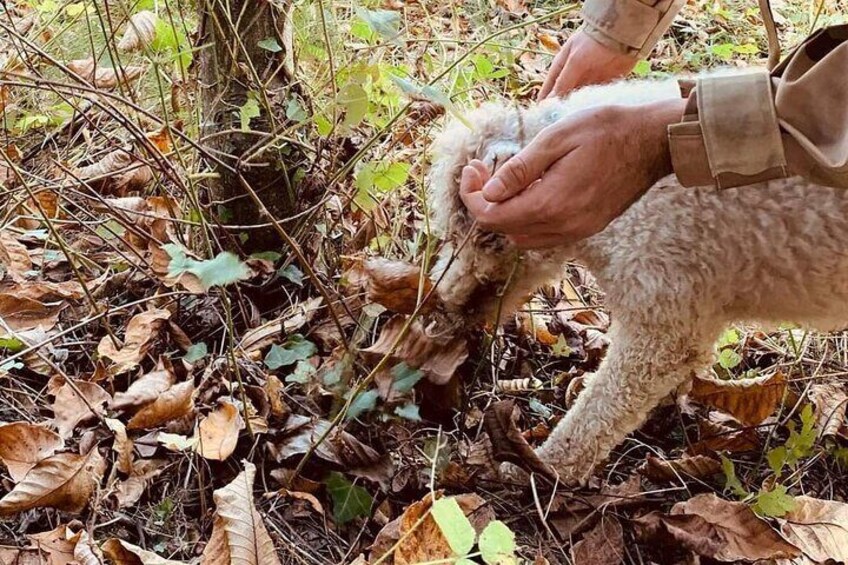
left=198, top=0, right=305, bottom=252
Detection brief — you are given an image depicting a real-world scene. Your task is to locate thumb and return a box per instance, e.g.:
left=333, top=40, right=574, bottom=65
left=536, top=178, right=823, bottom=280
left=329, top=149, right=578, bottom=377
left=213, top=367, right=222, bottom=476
left=482, top=131, right=564, bottom=202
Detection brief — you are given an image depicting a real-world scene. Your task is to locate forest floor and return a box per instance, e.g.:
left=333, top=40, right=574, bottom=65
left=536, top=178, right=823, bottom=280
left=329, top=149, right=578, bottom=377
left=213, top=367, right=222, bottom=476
left=1, top=0, right=848, bottom=563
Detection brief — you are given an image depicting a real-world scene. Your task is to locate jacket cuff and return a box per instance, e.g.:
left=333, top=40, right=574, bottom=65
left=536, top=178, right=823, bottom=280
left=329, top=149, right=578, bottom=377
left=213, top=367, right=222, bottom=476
left=668, top=71, right=789, bottom=188
left=581, top=0, right=685, bottom=58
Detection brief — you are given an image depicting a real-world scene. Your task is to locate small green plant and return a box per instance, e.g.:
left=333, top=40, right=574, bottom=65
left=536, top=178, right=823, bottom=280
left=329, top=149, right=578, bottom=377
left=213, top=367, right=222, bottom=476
left=431, top=496, right=518, bottom=564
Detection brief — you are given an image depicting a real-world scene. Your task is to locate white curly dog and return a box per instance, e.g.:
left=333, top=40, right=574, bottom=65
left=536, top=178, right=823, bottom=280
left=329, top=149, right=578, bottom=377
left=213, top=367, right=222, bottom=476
left=427, top=75, right=848, bottom=486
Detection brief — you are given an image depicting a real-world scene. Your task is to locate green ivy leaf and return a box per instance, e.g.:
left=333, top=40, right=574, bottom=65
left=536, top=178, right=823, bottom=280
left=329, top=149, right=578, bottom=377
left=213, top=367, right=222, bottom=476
left=285, top=359, right=316, bottom=384
left=479, top=520, right=517, bottom=565
left=264, top=334, right=317, bottom=370
left=164, top=244, right=251, bottom=290
left=325, top=472, right=372, bottom=524
left=346, top=389, right=380, bottom=420
left=390, top=363, right=424, bottom=394
left=279, top=264, right=305, bottom=286
left=394, top=403, right=421, bottom=421
left=183, top=342, right=208, bottom=363
left=431, top=497, right=476, bottom=557
left=753, top=484, right=796, bottom=517
left=239, top=96, right=261, bottom=131
left=355, top=8, right=401, bottom=41
left=257, top=37, right=283, bottom=52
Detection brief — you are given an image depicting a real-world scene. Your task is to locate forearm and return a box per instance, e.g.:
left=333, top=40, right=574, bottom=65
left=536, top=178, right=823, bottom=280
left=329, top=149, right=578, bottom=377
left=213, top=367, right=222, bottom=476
left=581, top=0, right=685, bottom=58
left=668, top=26, right=848, bottom=189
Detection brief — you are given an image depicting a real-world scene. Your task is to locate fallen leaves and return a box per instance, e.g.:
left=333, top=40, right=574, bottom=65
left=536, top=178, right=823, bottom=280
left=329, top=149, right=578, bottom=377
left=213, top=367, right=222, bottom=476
left=67, top=58, right=145, bottom=89
left=689, top=371, right=787, bottom=426
left=362, top=258, right=434, bottom=315
left=483, top=400, right=555, bottom=480
left=0, top=423, right=63, bottom=482
left=97, top=308, right=171, bottom=374
left=808, top=383, right=848, bottom=439
left=0, top=447, right=105, bottom=514
left=196, top=401, right=241, bottom=461
left=571, top=516, right=625, bottom=565
left=75, top=148, right=154, bottom=196
left=126, top=379, right=195, bottom=430
left=200, top=461, right=281, bottom=565
left=49, top=376, right=111, bottom=439
left=642, top=454, right=722, bottom=483
left=118, top=11, right=158, bottom=52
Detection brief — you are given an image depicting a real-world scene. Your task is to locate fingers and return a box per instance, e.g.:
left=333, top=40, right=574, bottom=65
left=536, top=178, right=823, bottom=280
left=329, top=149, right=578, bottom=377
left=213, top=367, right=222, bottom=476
left=482, top=127, right=575, bottom=203
left=538, top=44, right=569, bottom=100
left=550, top=58, right=582, bottom=99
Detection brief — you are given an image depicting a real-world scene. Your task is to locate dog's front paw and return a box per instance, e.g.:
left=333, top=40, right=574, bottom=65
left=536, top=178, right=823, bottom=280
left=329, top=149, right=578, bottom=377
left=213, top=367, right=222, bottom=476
left=481, top=141, right=522, bottom=173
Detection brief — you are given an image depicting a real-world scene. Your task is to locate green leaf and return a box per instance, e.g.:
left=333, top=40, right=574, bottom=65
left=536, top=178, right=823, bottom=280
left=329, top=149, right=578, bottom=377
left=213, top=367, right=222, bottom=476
left=753, top=484, right=796, bottom=517
left=721, top=455, right=748, bottom=498
left=767, top=446, right=788, bottom=475
left=264, top=335, right=317, bottom=370
left=355, top=8, right=401, bottom=41
left=286, top=97, right=308, bottom=123
left=0, top=336, right=25, bottom=353
left=528, top=398, right=552, bottom=419
left=734, top=43, right=759, bottom=54
left=632, top=60, right=651, bottom=77
left=325, top=472, right=372, bottom=524
left=716, top=328, right=740, bottom=349
left=337, top=83, right=369, bottom=127
left=279, top=264, right=305, bottom=286
left=285, top=359, right=316, bottom=384
left=239, top=96, right=261, bottom=131
left=346, top=389, right=380, bottom=420
left=0, top=360, right=24, bottom=372
left=785, top=404, right=817, bottom=465
left=390, top=363, right=424, bottom=393
left=64, top=3, right=86, bottom=17
left=151, top=19, right=192, bottom=71
left=431, top=497, right=476, bottom=557
left=314, top=114, right=332, bottom=137
left=251, top=251, right=281, bottom=262
left=257, top=37, right=283, bottom=52
left=183, top=343, right=208, bottom=363
left=718, top=348, right=742, bottom=369
left=551, top=335, right=572, bottom=357
left=372, top=162, right=410, bottom=192
left=710, top=43, right=735, bottom=60
left=394, top=403, right=421, bottom=421
left=479, top=520, right=517, bottom=565
left=164, top=244, right=251, bottom=290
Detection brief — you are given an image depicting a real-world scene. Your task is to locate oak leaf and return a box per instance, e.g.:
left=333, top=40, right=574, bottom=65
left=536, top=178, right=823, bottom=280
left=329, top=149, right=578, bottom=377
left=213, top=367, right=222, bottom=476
left=200, top=461, right=281, bottom=565
left=689, top=371, right=787, bottom=426
left=0, top=447, right=106, bottom=515
left=0, top=422, right=64, bottom=482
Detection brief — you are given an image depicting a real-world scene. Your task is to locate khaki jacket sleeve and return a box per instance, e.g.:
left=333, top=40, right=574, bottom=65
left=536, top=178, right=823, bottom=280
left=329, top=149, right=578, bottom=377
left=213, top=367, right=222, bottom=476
left=581, top=0, right=685, bottom=58
left=668, top=25, right=848, bottom=189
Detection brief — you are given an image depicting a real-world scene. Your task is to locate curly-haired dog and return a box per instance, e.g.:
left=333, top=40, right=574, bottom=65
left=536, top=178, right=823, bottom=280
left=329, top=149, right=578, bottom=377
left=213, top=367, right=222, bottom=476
left=427, top=76, right=848, bottom=486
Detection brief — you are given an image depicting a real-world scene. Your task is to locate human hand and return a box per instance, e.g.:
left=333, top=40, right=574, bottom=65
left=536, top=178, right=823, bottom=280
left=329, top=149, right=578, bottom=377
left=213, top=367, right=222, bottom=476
left=460, top=98, right=687, bottom=249
left=539, top=30, right=639, bottom=100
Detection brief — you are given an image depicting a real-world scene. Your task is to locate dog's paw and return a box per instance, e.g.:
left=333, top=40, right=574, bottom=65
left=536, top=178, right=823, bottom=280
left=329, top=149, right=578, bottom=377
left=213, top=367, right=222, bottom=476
left=480, top=141, right=522, bottom=173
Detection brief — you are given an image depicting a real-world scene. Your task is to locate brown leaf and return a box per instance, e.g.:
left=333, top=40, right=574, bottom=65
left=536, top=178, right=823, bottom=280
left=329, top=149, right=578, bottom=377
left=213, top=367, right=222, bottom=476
left=195, top=401, right=241, bottom=461
left=105, top=418, right=134, bottom=474
left=642, top=454, right=722, bottom=483
left=0, top=231, right=33, bottom=278
left=0, top=447, right=106, bottom=515
left=237, top=296, right=323, bottom=353
left=690, top=412, right=760, bottom=454
left=70, top=530, right=102, bottom=565
left=483, top=400, right=556, bottom=480
left=362, top=315, right=468, bottom=385
left=371, top=492, right=494, bottom=565
left=200, top=461, right=281, bottom=565
left=76, top=149, right=154, bottom=196
left=126, top=380, right=195, bottom=430
left=26, top=524, right=76, bottom=565
left=633, top=493, right=800, bottom=561
left=117, top=11, right=158, bottom=52
left=537, top=32, right=561, bottom=51
left=0, top=294, right=62, bottom=332
left=49, top=376, right=111, bottom=439
left=0, top=422, right=64, bottom=483
left=690, top=371, right=787, bottom=426
left=101, top=538, right=185, bottom=564
left=571, top=516, right=625, bottom=565
left=808, top=383, right=848, bottom=439
left=112, top=358, right=177, bottom=411
left=362, top=258, right=434, bottom=315
left=110, top=459, right=164, bottom=508
left=67, top=59, right=145, bottom=89
left=550, top=474, right=644, bottom=538
left=0, top=280, right=85, bottom=302
left=777, top=496, right=848, bottom=563
left=269, top=415, right=392, bottom=486
left=98, top=309, right=171, bottom=374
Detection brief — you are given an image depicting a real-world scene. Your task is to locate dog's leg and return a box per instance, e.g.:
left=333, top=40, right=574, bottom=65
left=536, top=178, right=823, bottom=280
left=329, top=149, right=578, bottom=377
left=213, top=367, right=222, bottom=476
left=531, top=319, right=715, bottom=485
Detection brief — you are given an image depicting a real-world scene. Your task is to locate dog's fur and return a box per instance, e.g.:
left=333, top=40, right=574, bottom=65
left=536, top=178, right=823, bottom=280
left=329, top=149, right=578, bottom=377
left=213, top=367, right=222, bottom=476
left=427, top=76, right=848, bottom=485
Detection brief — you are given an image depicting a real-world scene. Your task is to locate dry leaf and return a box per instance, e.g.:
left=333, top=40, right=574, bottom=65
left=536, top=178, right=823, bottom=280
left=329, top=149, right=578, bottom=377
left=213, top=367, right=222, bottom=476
left=126, top=380, right=195, bottom=430
left=362, top=316, right=468, bottom=385
left=0, top=447, right=106, bottom=515
left=808, top=383, right=848, bottom=439
left=98, top=309, right=171, bottom=374
left=117, top=11, right=158, bottom=52
left=71, top=531, right=102, bottom=565
left=484, top=401, right=556, bottom=480
left=200, top=461, right=281, bottom=565
left=67, top=58, right=144, bottom=88
left=110, top=459, right=164, bottom=508
left=195, top=401, right=241, bottom=461
left=101, top=538, right=185, bottom=565
left=633, top=493, right=800, bottom=561
left=0, top=422, right=64, bottom=483
left=774, top=496, right=848, bottom=563
left=571, top=516, right=625, bottom=565
left=690, top=411, right=760, bottom=454
left=550, top=474, right=644, bottom=538
left=690, top=371, right=787, bottom=426
left=0, top=294, right=62, bottom=332
left=0, top=231, right=33, bottom=278
left=27, top=524, right=76, bottom=565
left=642, top=454, right=722, bottom=483
left=75, top=148, right=154, bottom=196
left=49, top=376, right=111, bottom=439
left=537, top=32, right=561, bottom=51
left=362, top=258, right=434, bottom=315
left=238, top=297, right=323, bottom=353
left=371, top=492, right=494, bottom=565
left=105, top=418, right=134, bottom=474
left=112, top=359, right=177, bottom=411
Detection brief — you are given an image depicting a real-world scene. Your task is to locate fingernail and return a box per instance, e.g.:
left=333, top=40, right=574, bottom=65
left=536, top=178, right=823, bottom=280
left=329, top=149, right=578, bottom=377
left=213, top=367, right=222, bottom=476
left=482, top=179, right=505, bottom=200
